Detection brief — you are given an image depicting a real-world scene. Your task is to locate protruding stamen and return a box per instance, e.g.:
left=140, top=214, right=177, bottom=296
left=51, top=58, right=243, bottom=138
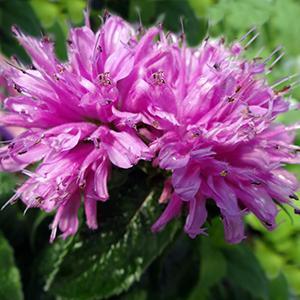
left=240, top=27, right=257, bottom=42
left=1, top=193, right=19, bottom=211
left=11, top=24, right=22, bottom=37
left=179, top=17, right=185, bottom=41
left=267, top=51, right=285, bottom=72
left=290, top=79, right=300, bottom=88
left=255, top=46, right=265, bottom=57
left=103, top=9, right=111, bottom=23
left=84, top=0, right=91, bottom=28
left=275, top=85, right=291, bottom=95
left=264, top=46, right=283, bottom=64
left=271, top=73, right=299, bottom=89
left=244, top=32, right=260, bottom=49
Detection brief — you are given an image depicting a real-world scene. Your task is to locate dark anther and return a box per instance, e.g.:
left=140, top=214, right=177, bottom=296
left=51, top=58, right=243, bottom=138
left=253, top=57, right=263, bottom=62
left=36, top=196, right=44, bottom=204
left=275, top=85, right=291, bottom=95
left=18, top=150, right=27, bottom=155
left=264, top=221, right=272, bottom=227
left=103, top=9, right=111, bottom=23
left=289, top=193, right=299, bottom=201
left=251, top=181, right=261, bottom=185
left=79, top=181, right=86, bottom=189
left=235, top=86, right=242, bottom=93
left=13, top=84, right=22, bottom=93
left=42, top=36, right=51, bottom=43
left=152, top=71, right=165, bottom=85
left=220, top=170, right=228, bottom=177
left=213, top=63, right=221, bottom=71
left=98, top=72, right=112, bottom=86
left=53, top=74, right=60, bottom=81
left=56, top=65, right=65, bottom=74
left=227, top=97, right=235, bottom=103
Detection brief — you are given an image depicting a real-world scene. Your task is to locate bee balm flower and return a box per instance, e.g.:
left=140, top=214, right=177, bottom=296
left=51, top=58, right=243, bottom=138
left=0, top=15, right=152, bottom=241
left=145, top=34, right=300, bottom=243
left=1, top=13, right=299, bottom=244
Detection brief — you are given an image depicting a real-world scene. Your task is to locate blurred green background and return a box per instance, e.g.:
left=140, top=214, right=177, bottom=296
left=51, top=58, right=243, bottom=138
left=0, top=0, right=300, bottom=299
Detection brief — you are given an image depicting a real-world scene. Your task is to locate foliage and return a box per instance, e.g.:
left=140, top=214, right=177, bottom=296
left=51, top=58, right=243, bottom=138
left=0, top=232, right=23, bottom=300
left=0, top=0, right=300, bottom=299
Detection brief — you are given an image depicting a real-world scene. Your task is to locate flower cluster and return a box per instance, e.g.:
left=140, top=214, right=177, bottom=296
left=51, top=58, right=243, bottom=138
left=1, top=14, right=299, bottom=243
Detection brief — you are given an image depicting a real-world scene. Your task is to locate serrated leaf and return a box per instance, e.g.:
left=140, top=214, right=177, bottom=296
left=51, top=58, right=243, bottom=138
left=36, top=170, right=180, bottom=300
left=224, top=244, right=269, bottom=300
left=0, top=232, right=23, bottom=300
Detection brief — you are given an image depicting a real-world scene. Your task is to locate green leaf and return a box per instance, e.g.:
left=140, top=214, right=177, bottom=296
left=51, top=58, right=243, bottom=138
left=269, top=273, right=289, bottom=300
left=254, top=240, right=284, bottom=278
left=208, top=0, right=272, bottom=31
left=155, top=0, right=206, bottom=46
left=0, top=232, right=23, bottom=300
left=188, top=0, right=213, bottom=17
left=129, top=0, right=156, bottom=24
left=36, top=170, right=180, bottom=300
left=188, top=239, right=227, bottom=300
left=282, top=265, right=300, bottom=295
left=270, top=0, right=300, bottom=56
left=29, top=0, right=60, bottom=28
left=0, top=172, right=16, bottom=201
left=0, top=0, right=42, bottom=62
left=224, top=244, right=269, bottom=300
left=121, top=289, right=148, bottom=300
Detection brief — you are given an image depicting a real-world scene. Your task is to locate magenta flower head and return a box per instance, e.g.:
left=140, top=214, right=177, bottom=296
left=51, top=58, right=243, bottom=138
left=140, top=32, right=300, bottom=243
left=0, top=12, right=299, bottom=244
left=0, top=15, right=153, bottom=241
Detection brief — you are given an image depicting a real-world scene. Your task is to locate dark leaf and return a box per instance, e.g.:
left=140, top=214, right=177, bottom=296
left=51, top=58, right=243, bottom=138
left=224, top=244, right=269, bottom=300
left=0, top=232, right=23, bottom=300
left=36, top=170, right=180, bottom=300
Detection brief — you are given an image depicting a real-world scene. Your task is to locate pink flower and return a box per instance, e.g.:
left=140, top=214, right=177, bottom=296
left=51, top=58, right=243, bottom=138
left=1, top=13, right=299, bottom=244
left=0, top=15, right=152, bottom=241
left=147, top=36, right=300, bottom=243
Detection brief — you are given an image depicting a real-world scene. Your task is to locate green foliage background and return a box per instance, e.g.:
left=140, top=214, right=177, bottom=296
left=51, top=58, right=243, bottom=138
left=0, top=0, right=300, bottom=299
